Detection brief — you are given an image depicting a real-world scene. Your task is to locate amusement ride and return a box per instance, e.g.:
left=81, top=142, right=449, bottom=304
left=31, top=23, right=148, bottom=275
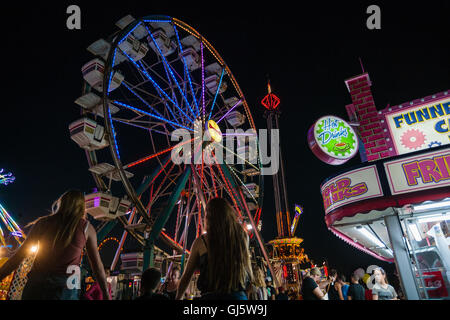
left=0, top=169, right=38, bottom=300
left=261, top=82, right=311, bottom=289
left=69, top=14, right=276, bottom=283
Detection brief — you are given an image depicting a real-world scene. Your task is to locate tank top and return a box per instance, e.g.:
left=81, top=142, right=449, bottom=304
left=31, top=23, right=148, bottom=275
left=196, top=235, right=247, bottom=294
left=328, top=281, right=340, bottom=300
left=28, top=217, right=89, bottom=277
left=197, top=235, right=210, bottom=293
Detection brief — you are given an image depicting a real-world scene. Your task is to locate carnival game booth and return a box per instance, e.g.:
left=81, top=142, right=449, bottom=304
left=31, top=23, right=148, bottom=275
left=321, top=144, right=450, bottom=300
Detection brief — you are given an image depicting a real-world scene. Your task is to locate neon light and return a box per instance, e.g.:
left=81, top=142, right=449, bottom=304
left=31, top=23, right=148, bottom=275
left=106, top=48, right=117, bottom=93
left=144, top=24, right=196, bottom=118
left=213, top=156, right=242, bottom=217
left=207, top=120, right=222, bottom=143
left=124, top=138, right=193, bottom=169
left=173, top=24, right=200, bottom=116
left=201, top=42, right=206, bottom=122
left=118, top=22, right=142, bottom=45
left=108, top=107, right=120, bottom=160
left=143, top=19, right=171, bottom=23
left=161, top=231, right=190, bottom=254
left=207, top=68, right=225, bottom=123
left=0, top=169, right=15, bottom=186
left=290, top=204, right=303, bottom=237
left=216, top=99, right=243, bottom=124
left=261, top=81, right=280, bottom=110
left=119, top=49, right=194, bottom=123
left=0, top=178, right=26, bottom=248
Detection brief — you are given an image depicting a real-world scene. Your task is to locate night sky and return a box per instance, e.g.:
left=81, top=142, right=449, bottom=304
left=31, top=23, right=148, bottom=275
left=1, top=1, right=449, bottom=279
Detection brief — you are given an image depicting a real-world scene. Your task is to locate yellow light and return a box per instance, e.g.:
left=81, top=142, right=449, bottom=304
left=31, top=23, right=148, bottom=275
left=207, top=120, right=222, bottom=143
left=30, top=245, right=38, bottom=253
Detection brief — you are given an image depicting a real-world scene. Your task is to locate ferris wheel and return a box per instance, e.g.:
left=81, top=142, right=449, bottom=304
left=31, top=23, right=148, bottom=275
left=70, top=15, right=264, bottom=270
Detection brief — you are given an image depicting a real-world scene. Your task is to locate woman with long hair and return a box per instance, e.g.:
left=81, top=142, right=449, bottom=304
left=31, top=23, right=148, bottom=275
left=247, top=264, right=268, bottom=300
left=175, top=197, right=253, bottom=300
left=372, top=267, right=398, bottom=300
left=0, top=190, right=110, bottom=300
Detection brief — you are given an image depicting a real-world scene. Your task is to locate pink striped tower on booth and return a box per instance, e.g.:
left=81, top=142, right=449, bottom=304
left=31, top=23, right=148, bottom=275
left=344, top=72, right=395, bottom=162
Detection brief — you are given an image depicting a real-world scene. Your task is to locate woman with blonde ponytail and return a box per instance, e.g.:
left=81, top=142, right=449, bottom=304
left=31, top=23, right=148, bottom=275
left=0, top=190, right=110, bottom=300
left=176, top=198, right=253, bottom=300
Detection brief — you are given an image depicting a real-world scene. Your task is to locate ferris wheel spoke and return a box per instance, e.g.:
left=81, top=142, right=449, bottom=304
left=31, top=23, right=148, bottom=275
left=112, top=116, right=172, bottom=136
left=173, top=24, right=200, bottom=117
left=121, top=81, right=174, bottom=124
left=137, top=60, right=191, bottom=124
left=207, top=68, right=225, bottom=124
left=215, top=98, right=243, bottom=124
left=112, top=100, right=193, bottom=131
left=217, top=143, right=259, bottom=171
left=118, top=48, right=194, bottom=124
left=224, top=161, right=258, bottom=205
left=211, top=154, right=242, bottom=217
left=144, top=23, right=196, bottom=119
left=200, top=42, right=206, bottom=122
left=147, top=163, right=178, bottom=208
left=123, top=138, right=193, bottom=169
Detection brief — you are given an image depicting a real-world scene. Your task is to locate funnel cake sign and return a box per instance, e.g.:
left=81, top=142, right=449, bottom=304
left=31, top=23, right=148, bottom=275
left=321, top=165, right=383, bottom=214
left=308, top=115, right=359, bottom=165
left=384, top=149, right=450, bottom=195
left=384, top=96, right=450, bottom=155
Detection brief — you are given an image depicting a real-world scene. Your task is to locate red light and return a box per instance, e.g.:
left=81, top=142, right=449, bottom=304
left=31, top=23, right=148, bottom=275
left=283, top=265, right=288, bottom=278
left=261, top=93, right=280, bottom=111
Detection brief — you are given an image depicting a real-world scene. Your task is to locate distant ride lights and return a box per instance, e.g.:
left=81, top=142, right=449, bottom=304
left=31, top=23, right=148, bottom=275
left=0, top=169, right=31, bottom=300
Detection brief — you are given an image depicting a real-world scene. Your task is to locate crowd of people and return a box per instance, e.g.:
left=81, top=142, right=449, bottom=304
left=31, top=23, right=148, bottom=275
left=0, top=190, right=402, bottom=301
left=300, top=267, right=400, bottom=300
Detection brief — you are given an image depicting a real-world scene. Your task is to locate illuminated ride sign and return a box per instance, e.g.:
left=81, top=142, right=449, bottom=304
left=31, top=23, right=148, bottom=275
left=290, top=205, right=303, bottom=237
left=307, top=115, right=359, bottom=165
left=384, top=96, right=450, bottom=155
left=321, top=165, right=383, bottom=214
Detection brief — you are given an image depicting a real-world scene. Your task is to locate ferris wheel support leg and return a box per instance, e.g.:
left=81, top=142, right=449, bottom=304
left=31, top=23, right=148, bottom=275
left=219, top=164, right=280, bottom=289
left=144, top=167, right=192, bottom=270
left=96, top=220, right=118, bottom=244
left=143, top=238, right=155, bottom=270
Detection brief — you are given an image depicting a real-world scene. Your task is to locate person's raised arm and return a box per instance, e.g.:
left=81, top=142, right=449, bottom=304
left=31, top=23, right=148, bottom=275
left=176, top=238, right=200, bottom=300
left=85, top=222, right=111, bottom=300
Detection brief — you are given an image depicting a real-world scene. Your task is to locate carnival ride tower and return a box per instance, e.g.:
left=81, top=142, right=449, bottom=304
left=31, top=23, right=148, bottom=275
left=261, top=81, right=309, bottom=288
left=0, top=170, right=24, bottom=255
left=0, top=169, right=32, bottom=300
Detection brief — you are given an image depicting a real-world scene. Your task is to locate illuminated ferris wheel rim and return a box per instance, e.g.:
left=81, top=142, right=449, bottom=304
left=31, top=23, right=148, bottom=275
left=103, top=17, right=260, bottom=191
left=78, top=14, right=264, bottom=256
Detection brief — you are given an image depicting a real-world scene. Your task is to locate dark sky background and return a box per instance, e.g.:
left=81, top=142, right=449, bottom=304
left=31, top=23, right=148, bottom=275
left=0, top=1, right=449, bottom=278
